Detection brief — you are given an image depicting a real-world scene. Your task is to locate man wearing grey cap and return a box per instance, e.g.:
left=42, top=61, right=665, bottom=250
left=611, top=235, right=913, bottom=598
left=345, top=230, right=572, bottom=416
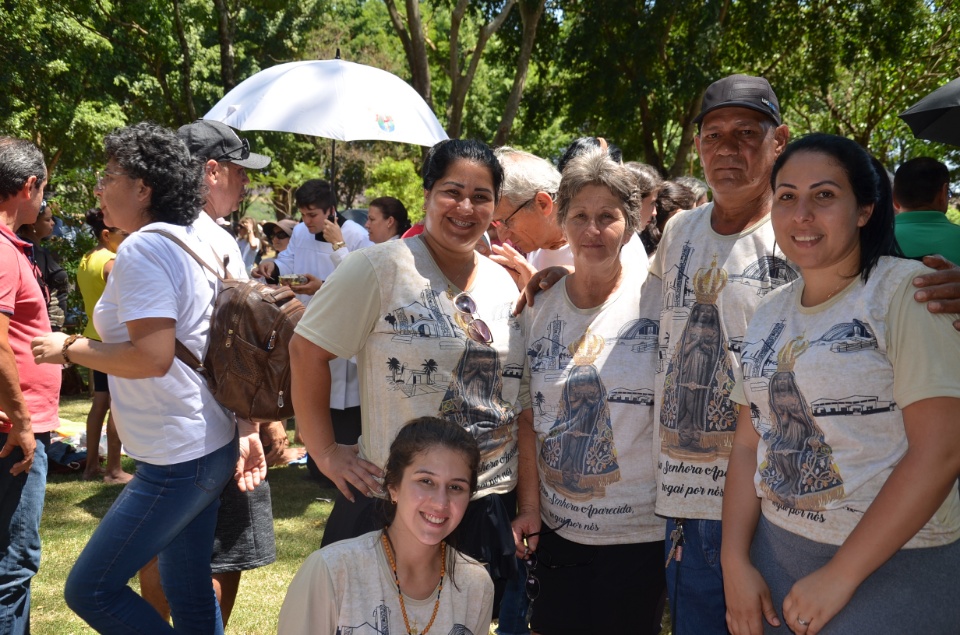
left=136, top=120, right=277, bottom=627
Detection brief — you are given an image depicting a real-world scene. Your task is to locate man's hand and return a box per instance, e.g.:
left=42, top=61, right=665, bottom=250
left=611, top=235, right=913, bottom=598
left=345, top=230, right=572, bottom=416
left=490, top=243, right=538, bottom=290
left=913, top=255, right=960, bottom=330
left=514, top=265, right=574, bottom=315
left=291, top=273, right=322, bottom=296
left=0, top=424, right=35, bottom=476
left=236, top=428, right=267, bottom=492
left=260, top=420, right=289, bottom=467
left=322, top=218, right=344, bottom=245
left=251, top=260, right=277, bottom=280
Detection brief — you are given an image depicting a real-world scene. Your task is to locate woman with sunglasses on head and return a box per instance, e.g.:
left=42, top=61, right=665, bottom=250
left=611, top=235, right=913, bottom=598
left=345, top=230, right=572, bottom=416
left=75, top=208, right=131, bottom=484
left=32, top=122, right=248, bottom=634
left=722, top=134, right=960, bottom=635
left=290, top=138, right=527, bottom=606
left=512, top=149, right=666, bottom=634
left=279, top=417, right=493, bottom=635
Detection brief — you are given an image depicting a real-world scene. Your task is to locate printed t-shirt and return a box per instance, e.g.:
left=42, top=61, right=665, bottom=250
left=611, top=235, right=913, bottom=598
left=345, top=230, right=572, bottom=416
left=0, top=225, right=60, bottom=433
left=77, top=247, right=116, bottom=341
left=519, top=268, right=665, bottom=545
left=648, top=204, right=800, bottom=520
left=734, top=256, right=960, bottom=548
left=294, top=237, right=525, bottom=497
left=94, top=222, right=235, bottom=464
left=278, top=531, right=494, bottom=635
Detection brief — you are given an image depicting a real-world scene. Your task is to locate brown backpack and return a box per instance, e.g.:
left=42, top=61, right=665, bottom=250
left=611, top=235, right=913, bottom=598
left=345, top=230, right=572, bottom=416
left=147, top=230, right=305, bottom=422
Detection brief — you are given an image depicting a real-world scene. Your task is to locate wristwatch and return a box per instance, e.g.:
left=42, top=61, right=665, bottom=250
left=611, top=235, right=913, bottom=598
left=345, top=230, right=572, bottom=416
left=331, top=241, right=346, bottom=251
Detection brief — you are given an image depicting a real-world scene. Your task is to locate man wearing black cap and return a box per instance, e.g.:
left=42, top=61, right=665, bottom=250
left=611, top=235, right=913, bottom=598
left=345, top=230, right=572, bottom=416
left=645, top=74, right=960, bottom=635
left=159, top=120, right=277, bottom=626
left=645, top=73, right=790, bottom=635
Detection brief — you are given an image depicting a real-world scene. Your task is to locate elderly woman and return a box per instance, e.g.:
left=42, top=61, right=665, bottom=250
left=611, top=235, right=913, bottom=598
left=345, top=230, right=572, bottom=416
left=290, top=139, right=526, bottom=597
left=32, top=122, right=249, bottom=634
left=364, top=196, right=411, bottom=244
left=512, top=149, right=665, bottom=634
left=722, top=134, right=960, bottom=634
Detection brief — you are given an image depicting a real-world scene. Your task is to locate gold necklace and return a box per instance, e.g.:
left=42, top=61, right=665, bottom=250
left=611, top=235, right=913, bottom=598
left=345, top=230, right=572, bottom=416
left=418, top=234, right=476, bottom=298
left=381, top=532, right=445, bottom=635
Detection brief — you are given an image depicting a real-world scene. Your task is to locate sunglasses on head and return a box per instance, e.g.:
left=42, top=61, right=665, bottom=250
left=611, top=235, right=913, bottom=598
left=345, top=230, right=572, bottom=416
left=216, top=137, right=250, bottom=163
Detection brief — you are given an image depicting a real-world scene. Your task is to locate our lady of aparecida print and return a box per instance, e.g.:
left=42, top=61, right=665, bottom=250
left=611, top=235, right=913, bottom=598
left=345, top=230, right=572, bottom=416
left=660, top=257, right=737, bottom=461
left=758, top=336, right=844, bottom=510
left=538, top=330, right=621, bottom=502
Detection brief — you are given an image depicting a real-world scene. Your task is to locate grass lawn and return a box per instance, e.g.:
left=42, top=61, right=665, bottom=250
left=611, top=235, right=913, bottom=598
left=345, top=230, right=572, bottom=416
left=33, top=396, right=335, bottom=635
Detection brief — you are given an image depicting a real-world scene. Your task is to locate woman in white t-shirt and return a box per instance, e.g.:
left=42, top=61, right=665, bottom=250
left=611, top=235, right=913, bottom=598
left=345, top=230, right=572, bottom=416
left=33, top=122, right=257, bottom=634
left=513, top=149, right=665, bottom=634
left=279, top=417, right=493, bottom=635
left=722, top=134, right=960, bottom=634
left=290, top=139, right=526, bottom=600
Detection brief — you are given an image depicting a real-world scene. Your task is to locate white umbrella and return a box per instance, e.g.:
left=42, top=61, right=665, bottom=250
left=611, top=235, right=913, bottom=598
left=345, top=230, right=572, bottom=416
left=203, top=58, right=448, bottom=147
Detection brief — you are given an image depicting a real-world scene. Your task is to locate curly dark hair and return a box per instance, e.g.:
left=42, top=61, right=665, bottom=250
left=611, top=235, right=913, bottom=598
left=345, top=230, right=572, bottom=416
left=103, top=122, right=203, bottom=226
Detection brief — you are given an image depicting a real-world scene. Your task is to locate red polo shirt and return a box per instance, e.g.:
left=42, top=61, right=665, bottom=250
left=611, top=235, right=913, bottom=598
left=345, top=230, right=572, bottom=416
left=0, top=224, right=61, bottom=433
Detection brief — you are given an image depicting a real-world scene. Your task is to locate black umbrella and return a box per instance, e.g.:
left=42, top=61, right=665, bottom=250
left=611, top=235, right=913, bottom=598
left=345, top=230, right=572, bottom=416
left=899, top=77, right=960, bottom=146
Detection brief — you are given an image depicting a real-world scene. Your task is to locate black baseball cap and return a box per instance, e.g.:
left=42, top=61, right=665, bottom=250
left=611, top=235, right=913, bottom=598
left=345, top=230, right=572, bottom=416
left=694, top=74, right=781, bottom=126
left=177, top=120, right=271, bottom=169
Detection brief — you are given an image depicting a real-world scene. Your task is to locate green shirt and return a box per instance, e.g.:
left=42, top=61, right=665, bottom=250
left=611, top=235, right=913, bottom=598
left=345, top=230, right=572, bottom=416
left=894, top=211, right=960, bottom=264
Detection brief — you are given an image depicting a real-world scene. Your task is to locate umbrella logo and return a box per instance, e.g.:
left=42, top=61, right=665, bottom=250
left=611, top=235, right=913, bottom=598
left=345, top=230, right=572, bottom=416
left=377, top=114, right=396, bottom=133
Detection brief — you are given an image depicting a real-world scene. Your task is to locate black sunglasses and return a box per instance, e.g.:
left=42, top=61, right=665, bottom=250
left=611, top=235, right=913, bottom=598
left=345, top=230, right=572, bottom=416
left=522, top=519, right=593, bottom=601
left=272, top=231, right=290, bottom=240
left=216, top=137, right=250, bottom=162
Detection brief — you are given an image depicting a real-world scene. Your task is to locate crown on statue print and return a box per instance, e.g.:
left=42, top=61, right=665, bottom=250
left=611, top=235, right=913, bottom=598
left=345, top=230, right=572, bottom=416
left=568, top=330, right=605, bottom=366
left=776, top=335, right=809, bottom=373
left=693, top=256, right=728, bottom=304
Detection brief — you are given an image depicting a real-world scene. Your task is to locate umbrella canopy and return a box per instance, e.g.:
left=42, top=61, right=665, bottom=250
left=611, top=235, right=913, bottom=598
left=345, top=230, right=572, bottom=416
left=899, top=77, right=960, bottom=146
left=203, top=59, right=448, bottom=147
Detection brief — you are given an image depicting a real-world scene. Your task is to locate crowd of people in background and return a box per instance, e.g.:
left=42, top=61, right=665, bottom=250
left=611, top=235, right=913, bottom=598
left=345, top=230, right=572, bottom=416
left=1, top=72, right=960, bottom=635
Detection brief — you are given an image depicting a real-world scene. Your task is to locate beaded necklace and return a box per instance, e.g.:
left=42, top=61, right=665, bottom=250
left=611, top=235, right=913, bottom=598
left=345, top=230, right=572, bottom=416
left=381, top=531, right=446, bottom=635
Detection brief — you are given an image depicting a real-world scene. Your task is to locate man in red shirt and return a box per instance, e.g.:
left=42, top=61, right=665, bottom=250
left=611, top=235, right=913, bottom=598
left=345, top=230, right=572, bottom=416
left=0, top=137, right=60, bottom=634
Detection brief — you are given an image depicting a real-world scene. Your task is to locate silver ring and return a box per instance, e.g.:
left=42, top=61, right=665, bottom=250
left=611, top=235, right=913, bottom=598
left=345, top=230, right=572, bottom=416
left=798, top=617, right=810, bottom=626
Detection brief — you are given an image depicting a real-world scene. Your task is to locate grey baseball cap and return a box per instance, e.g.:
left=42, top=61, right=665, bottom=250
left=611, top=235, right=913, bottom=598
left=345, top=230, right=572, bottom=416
left=694, top=74, right=781, bottom=126
left=177, top=120, right=271, bottom=169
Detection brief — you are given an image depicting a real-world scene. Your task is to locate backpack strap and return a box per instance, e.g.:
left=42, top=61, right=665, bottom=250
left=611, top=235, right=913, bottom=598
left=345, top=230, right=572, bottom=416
left=142, top=228, right=225, bottom=382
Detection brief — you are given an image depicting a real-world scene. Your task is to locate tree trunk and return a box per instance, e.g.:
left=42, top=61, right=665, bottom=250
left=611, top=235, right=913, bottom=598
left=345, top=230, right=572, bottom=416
left=213, top=0, right=236, bottom=92
left=493, top=0, right=546, bottom=146
left=446, top=0, right=517, bottom=139
left=384, top=0, right=433, bottom=108
left=171, top=0, right=196, bottom=121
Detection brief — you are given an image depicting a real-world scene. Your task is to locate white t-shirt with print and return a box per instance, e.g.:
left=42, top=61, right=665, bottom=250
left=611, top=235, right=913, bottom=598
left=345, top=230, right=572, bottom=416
left=519, top=270, right=665, bottom=545
left=94, top=222, right=235, bottom=464
left=648, top=204, right=800, bottom=520
left=735, top=256, right=960, bottom=548
left=294, top=237, right=526, bottom=497
left=278, top=531, right=494, bottom=635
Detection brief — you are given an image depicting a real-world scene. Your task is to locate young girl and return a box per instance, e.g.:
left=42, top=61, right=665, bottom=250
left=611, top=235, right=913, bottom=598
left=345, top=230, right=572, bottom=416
left=279, top=417, right=494, bottom=635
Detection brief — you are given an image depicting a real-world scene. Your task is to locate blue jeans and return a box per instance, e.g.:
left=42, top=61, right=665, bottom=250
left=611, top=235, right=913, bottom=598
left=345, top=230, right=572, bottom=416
left=665, top=518, right=730, bottom=635
left=0, top=432, right=49, bottom=635
left=65, top=437, right=237, bottom=634
left=496, top=556, right=530, bottom=635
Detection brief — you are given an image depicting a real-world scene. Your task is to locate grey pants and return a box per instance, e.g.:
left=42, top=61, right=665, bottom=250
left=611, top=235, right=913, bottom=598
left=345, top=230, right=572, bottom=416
left=751, top=516, right=960, bottom=634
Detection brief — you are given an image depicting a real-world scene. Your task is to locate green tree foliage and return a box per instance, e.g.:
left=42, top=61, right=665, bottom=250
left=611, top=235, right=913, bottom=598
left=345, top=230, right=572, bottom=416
left=365, top=157, right=425, bottom=223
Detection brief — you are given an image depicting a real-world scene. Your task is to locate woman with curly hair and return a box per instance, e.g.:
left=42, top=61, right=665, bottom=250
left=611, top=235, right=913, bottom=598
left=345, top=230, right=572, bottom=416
left=32, top=122, right=242, bottom=634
